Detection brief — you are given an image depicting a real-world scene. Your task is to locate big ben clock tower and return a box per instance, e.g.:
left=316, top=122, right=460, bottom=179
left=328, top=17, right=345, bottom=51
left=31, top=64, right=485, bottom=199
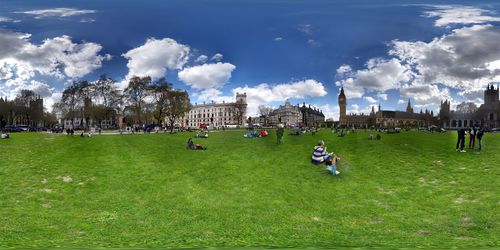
left=338, top=87, right=346, bottom=127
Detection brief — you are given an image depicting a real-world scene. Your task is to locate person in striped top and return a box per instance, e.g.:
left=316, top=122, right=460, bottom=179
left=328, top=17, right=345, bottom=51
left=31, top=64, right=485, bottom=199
left=311, top=140, right=333, bottom=164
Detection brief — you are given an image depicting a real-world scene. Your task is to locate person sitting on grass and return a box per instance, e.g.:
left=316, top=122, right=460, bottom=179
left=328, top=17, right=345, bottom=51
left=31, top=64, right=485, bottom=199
left=311, top=140, right=333, bottom=165
left=187, top=138, right=207, bottom=150
left=244, top=130, right=258, bottom=138
left=1, top=132, right=10, bottom=139
left=325, top=155, right=341, bottom=175
left=260, top=129, right=268, bottom=137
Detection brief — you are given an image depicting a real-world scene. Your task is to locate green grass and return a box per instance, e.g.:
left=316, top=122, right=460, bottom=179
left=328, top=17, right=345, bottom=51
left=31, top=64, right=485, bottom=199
left=0, top=129, right=498, bottom=248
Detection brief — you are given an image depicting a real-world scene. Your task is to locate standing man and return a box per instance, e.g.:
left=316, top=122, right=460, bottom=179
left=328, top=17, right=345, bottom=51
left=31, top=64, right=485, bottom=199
left=276, top=123, right=284, bottom=144
left=456, top=128, right=466, bottom=153
left=477, top=126, right=485, bottom=152
left=469, top=125, right=477, bottom=149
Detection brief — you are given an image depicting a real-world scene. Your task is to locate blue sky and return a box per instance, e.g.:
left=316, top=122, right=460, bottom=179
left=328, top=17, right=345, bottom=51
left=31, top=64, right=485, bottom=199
left=1, top=0, right=500, bottom=118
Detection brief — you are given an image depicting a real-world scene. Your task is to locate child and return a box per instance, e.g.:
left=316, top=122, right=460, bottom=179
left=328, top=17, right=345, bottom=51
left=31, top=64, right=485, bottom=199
left=325, top=155, right=341, bottom=175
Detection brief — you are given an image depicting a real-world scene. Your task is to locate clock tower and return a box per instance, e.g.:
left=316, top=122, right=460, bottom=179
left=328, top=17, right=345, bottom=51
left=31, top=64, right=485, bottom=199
left=338, top=87, right=346, bottom=127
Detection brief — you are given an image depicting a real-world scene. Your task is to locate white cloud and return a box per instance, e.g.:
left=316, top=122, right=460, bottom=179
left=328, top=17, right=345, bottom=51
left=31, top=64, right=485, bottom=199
left=80, top=18, right=95, bottom=23
left=122, top=38, right=190, bottom=79
left=0, top=29, right=110, bottom=79
left=0, top=16, right=20, bottom=23
left=400, top=84, right=451, bottom=107
left=377, top=93, right=388, bottom=100
left=307, top=39, right=321, bottom=47
left=335, top=58, right=412, bottom=99
left=298, top=24, right=313, bottom=35
left=423, top=5, right=500, bottom=27
left=274, top=37, right=283, bottom=41
left=195, top=55, right=208, bottom=63
left=363, top=96, right=377, bottom=103
left=336, top=64, right=352, bottom=76
left=233, top=79, right=327, bottom=116
left=390, top=24, right=500, bottom=93
left=178, top=62, right=236, bottom=89
left=317, top=104, right=339, bottom=120
left=16, top=8, right=96, bottom=19
left=211, top=53, right=223, bottom=62
left=398, top=99, right=405, bottom=104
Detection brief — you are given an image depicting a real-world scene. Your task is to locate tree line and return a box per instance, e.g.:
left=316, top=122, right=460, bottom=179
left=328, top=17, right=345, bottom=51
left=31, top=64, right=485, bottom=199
left=0, top=90, right=57, bottom=129
left=53, top=75, right=192, bottom=132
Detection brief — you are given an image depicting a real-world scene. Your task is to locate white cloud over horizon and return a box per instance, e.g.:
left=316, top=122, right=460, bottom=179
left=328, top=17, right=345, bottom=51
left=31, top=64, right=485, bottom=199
left=15, top=8, right=96, bottom=19
left=424, top=5, right=500, bottom=27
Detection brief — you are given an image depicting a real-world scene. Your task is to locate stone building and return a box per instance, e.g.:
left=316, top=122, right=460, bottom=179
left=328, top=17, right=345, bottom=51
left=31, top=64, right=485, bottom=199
left=338, top=87, right=436, bottom=128
left=440, top=84, right=500, bottom=129
left=183, top=92, right=247, bottom=128
left=267, top=100, right=325, bottom=127
left=268, top=100, right=301, bottom=127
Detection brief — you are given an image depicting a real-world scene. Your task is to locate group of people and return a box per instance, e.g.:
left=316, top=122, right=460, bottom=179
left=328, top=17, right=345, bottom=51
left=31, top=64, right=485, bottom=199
left=244, top=129, right=268, bottom=138
left=311, top=140, right=341, bottom=176
left=456, top=126, right=485, bottom=152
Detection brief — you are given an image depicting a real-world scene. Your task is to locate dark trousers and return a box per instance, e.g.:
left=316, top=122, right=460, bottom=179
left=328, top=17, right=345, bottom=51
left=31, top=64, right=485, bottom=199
left=478, top=139, right=482, bottom=151
left=469, top=135, right=476, bottom=148
left=456, top=136, right=465, bottom=150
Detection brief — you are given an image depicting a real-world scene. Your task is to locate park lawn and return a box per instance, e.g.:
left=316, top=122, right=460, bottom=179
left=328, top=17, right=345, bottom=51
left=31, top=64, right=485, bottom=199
left=0, top=129, right=498, bottom=249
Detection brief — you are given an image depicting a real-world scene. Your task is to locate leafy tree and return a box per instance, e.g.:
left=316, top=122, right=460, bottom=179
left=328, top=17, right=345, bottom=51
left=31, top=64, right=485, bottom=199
left=165, top=90, right=192, bottom=133
left=124, top=76, right=151, bottom=125
left=149, top=77, right=172, bottom=126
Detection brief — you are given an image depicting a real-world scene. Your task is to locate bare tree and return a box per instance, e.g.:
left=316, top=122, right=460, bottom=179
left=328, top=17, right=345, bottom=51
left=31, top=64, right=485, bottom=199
left=234, top=99, right=247, bottom=125
left=456, top=102, right=478, bottom=114
left=258, top=105, right=273, bottom=126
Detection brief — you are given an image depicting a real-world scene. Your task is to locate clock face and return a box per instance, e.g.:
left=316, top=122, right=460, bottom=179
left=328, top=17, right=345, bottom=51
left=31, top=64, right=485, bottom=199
left=339, top=97, right=345, bottom=102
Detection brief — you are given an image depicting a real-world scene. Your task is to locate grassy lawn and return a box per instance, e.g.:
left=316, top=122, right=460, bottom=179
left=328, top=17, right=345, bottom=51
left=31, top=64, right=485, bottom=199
left=0, top=129, right=498, bottom=248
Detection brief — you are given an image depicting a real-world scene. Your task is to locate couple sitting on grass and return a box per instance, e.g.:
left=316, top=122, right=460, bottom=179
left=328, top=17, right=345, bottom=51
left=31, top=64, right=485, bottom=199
left=1, top=132, right=10, bottom=139
left=312, top=140, right=340, bottom=175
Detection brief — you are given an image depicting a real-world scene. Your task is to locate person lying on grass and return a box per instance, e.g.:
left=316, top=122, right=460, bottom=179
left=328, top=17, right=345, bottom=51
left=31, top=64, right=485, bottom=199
left=187, top=138, right=207, bottom=150
left=311, top=140, right=333, bottom=164
left=1, top=132, right=9, bottom=139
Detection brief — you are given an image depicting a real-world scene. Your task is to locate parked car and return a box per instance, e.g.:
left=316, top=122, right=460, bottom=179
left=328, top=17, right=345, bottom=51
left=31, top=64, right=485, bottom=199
left=4, top=125, right=23, bottom=132
left=18, top=125, right=30, bottom=131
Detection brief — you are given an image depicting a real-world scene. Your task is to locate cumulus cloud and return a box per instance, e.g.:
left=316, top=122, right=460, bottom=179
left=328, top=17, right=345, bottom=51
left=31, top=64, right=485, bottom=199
left=400, top=84, right=451, bottom=108
left=335, top=58, right=412, bottom=99
left=211, top=53, right=223, bottom=62
left=377, top=93, right=388, bottom=100
left=424, top=5, right=500, bottom=27
left=15, top=8, right=96, bottom=19
left=390, top=24, right=500, bottom=92
left=195, top=55, right=208, bottom=63
left=363, top=96, right=377, bottom=103
left=0, top=29, right=109, bottom=112
left=178, top=62, right=236, bottom=89
left=232, top=79, right=327, bottom=115
left=0, top=29, right=110, bottom=79
left=122, top=38, right=190, bottom=79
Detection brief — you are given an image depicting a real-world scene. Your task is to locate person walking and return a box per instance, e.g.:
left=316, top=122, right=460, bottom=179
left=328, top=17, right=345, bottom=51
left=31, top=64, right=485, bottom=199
left=276, top=123, right=284, bottom=144
left=456, top=128, right=466, bottom=152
